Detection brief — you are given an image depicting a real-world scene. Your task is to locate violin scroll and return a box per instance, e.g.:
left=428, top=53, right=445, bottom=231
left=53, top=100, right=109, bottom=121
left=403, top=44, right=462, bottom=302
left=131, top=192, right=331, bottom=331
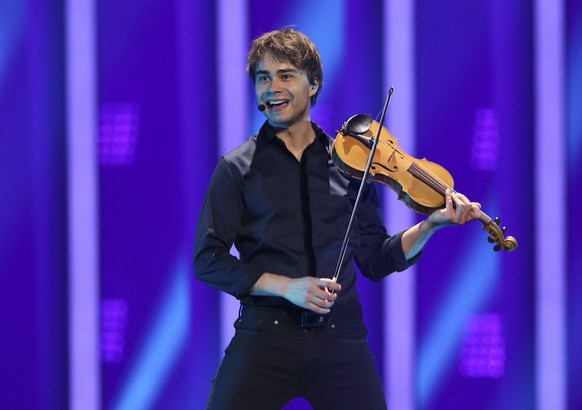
left=332, top=112, right=519, bottom=253
left=483, top=216, right=518, bottom=252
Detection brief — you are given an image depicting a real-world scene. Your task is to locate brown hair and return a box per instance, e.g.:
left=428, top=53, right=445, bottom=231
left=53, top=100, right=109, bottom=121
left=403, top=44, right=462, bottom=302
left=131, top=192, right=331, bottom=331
left=247, top=28, right=324, bottom=107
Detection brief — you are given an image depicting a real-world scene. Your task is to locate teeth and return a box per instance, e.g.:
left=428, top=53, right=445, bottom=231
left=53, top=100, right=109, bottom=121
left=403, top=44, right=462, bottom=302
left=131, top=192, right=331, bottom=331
left=269, top=101, right=286, bottom=106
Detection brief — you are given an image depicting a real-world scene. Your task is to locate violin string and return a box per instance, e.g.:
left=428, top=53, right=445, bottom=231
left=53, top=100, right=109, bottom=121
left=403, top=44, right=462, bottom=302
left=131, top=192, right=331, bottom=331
left=354, top=123, right=513, bottom=250
left=407, top=162, right=514, bottom=248
left=373, top=130, right=491, bottom=225
left=408, top=162, right=489, bottom=223
left=408, top=162, right=449, bottom=193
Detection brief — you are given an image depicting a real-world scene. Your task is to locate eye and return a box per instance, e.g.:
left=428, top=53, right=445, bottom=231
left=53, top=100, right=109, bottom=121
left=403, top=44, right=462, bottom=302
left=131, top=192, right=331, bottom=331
left=256, top=74, right=270, bottom=83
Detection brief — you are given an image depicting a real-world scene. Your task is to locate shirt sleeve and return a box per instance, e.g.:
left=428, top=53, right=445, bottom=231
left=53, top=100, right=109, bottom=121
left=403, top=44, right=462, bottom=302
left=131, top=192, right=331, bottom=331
left=354, top=183, right=421, bottom=281
left=193, top=157, right=264, bottom=299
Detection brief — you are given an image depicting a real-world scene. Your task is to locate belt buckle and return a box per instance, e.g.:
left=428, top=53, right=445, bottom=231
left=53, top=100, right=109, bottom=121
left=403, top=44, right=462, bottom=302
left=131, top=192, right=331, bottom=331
left=300, top=311, right=328, bottom=328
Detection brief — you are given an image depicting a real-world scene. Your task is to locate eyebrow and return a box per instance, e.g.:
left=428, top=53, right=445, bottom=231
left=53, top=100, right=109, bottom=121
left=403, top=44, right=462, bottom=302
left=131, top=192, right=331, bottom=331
left=255, top=68, right=301, bottom=77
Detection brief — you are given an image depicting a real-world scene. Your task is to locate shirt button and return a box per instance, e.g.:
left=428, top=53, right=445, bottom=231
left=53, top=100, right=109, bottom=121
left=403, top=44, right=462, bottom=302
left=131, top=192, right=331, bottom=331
left=274, top=320, right=279, bottom=325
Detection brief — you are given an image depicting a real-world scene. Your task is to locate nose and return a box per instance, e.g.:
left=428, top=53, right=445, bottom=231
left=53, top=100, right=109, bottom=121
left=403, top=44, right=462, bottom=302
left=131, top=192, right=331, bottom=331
left=267, top=77, right=283, bottom=93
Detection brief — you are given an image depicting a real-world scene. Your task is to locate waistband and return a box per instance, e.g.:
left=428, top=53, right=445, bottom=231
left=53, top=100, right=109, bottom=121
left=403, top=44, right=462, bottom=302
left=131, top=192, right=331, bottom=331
left=240, top=302, right=363, bottom=329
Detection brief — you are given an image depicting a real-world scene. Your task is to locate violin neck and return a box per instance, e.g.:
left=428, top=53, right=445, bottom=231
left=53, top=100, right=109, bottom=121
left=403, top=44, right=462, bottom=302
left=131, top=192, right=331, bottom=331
left=478, top=210, right=492, bottom=224
left=408, top=161, right=450, bottom=194
left=408, top=161, right=490, bottom=224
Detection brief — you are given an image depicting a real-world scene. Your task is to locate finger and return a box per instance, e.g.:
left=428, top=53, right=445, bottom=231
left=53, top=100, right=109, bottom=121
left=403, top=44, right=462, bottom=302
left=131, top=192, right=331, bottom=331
left=312, top=296, right=335, bottom=308
left=450, top=193, right=465, bottom=217
left=310, top=286, right=337, bottom=302
left=308, top=281, right=338, bottom=308
left=453, top=193, right=478, bottom=216
left=452, top=192, right=467, bottom=208
left=453, top=191, right=471, bottom=204
left=306, top=299, right=332, bottom=314
left=459, top=201, right=480, bottom=224
left=453, top=193, right=479, bottom=214
left=307, top=305, right=331, bottom=314
left=445, top=188, right=454, bottom=210
left=460, top=205, right=473, bottom=224
left=471, top=203, right=482, bottom=219
left=451, top=191, right=470, bottom=207
left=319, top=278, right=341, bottom=293
left=464, top=203, right=480, bottom=222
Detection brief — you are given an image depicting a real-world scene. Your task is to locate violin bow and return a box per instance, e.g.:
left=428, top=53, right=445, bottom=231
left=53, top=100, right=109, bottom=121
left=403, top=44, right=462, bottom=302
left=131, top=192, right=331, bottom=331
left=330, top=87, right=395, bottom=285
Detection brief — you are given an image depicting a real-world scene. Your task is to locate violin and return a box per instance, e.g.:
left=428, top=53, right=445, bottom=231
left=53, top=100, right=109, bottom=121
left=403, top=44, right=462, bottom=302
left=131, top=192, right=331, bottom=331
left=331, top=113, right=518, bottom=252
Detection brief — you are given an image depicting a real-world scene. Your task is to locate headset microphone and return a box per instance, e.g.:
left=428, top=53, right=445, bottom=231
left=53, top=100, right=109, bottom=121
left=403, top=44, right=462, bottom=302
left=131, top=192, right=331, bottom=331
left=258, top=104, right=266, bottom=112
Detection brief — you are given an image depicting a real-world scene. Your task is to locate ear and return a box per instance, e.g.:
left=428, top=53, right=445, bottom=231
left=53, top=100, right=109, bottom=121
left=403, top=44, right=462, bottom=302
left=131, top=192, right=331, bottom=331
left=309, top=81, right=318, bottom=96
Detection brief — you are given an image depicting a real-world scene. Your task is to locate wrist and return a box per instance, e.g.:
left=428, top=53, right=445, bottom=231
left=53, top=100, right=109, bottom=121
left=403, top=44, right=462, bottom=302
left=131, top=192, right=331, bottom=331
left=420, top=218, right=438, bottom=234
left=251, top=272, right=290, bottom=298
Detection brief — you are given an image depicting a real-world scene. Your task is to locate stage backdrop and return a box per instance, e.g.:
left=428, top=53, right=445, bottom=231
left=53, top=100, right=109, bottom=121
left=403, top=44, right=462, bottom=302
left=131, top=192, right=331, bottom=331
left=0, top=0, right=579, bottom=409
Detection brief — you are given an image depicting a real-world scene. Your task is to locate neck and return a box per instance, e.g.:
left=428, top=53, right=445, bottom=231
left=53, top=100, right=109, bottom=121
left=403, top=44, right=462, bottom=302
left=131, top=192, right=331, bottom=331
left=273, top=119, right=316, bottom=161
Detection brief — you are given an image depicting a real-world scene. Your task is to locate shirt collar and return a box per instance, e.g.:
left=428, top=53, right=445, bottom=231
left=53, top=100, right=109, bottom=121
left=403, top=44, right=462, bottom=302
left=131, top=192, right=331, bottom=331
left=256, top=121, right=330, bottom=151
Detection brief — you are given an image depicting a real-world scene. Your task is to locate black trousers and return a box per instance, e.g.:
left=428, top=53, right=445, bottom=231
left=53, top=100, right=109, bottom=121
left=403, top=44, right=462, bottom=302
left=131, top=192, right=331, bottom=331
left=206, top=305, right=387, bottom=410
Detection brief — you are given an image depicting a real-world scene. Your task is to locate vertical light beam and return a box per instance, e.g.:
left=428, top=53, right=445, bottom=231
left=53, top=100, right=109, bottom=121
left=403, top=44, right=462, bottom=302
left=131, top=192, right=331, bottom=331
left=216, top=0, right=249, bottom=353
left=534, top=0, right=566, bottom=409
left=417, top=242, right=499, bottom=406
left=66, top=0, right=100, bottom=409
left=383, top=1, right=416, bottom=409
left=114, top=265, right=191, bottom=410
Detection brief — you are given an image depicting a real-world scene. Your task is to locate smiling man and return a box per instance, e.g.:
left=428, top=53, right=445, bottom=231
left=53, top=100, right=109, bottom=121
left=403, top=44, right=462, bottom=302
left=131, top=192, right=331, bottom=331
left=194, top=28, right=480, bottom=409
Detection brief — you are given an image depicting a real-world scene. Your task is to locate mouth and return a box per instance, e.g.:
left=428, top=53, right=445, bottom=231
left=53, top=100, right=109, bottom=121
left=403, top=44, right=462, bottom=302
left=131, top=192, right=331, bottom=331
left=266, top=99, right=290, bottom=111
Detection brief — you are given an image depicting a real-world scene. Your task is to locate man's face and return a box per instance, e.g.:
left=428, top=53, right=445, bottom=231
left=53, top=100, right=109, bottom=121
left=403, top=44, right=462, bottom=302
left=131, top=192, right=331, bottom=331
left=254, top=52, right=318, bottom=130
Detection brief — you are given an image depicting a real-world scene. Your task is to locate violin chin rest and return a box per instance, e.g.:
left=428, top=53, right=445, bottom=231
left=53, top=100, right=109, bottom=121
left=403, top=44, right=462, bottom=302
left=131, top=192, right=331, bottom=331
left=345, top=113, right=373, bottom=135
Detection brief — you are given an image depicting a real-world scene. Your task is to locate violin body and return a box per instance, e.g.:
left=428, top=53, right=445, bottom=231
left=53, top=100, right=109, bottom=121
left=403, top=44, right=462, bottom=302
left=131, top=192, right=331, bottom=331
left=332, top=119, right=453, bottom=215
left=331, top=114, right=518, bottom=252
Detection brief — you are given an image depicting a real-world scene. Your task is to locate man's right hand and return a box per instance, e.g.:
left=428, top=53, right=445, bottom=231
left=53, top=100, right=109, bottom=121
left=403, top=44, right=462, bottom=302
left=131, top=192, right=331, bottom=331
left=250, top=273, right=341, bottom=313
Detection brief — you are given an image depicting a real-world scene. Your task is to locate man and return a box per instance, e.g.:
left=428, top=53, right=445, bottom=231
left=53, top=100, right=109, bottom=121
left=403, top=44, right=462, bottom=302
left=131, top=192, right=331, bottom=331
left=194, top=28, right=480, bottom=409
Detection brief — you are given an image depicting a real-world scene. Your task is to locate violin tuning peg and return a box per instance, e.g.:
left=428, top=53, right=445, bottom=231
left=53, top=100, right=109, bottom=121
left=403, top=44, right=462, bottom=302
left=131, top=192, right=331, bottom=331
left=502, top=226, right=507, bottom=233
left=494, top=244, right=501, bottom=252
left=487, top=235, right=495, bottom=244
left=494, top=217, right=500, bottom=225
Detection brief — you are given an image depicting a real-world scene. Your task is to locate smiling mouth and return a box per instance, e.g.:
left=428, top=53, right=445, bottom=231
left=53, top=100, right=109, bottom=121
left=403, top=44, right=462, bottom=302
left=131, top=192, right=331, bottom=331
left=267, top=100, right=289, bottom=110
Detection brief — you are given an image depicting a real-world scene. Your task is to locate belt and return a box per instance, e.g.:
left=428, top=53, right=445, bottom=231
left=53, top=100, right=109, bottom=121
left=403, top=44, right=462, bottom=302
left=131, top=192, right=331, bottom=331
left=241, top=303, right=363, bottom=329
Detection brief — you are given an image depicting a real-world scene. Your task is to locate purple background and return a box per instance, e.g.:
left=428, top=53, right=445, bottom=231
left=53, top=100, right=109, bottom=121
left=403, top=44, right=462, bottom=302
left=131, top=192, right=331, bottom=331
left=1, top=0, right=579, bottom=409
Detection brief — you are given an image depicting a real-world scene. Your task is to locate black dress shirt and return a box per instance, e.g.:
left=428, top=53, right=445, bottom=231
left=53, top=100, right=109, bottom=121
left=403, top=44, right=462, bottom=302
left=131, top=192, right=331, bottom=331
left=194, top=121, right=416, bottom=309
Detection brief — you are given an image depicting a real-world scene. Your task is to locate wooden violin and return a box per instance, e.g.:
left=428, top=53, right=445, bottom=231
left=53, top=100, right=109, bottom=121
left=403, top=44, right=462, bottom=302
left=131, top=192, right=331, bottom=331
left=331, top=113, right=518, bottom=252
